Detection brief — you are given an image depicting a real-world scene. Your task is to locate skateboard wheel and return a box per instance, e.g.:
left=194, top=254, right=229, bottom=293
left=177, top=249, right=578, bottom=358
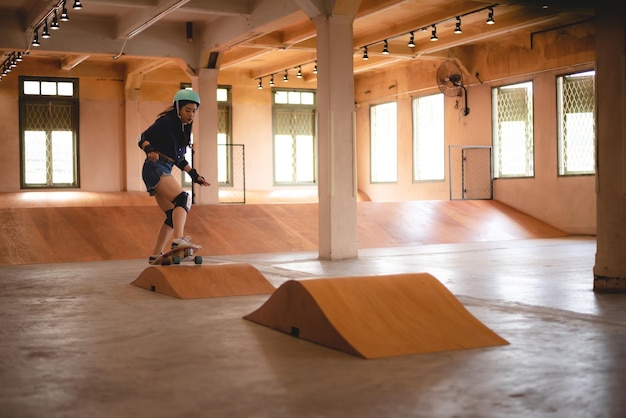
left=172, top=255, right=181, bottom=264
left=194, top=255, right=203, bottom=264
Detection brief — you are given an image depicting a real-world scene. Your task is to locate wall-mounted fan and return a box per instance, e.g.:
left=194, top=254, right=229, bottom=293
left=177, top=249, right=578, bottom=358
left=436, top=60, right=470, bottom=116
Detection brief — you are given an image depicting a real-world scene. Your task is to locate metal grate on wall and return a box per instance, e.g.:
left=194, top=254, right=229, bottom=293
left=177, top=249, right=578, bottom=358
left=449, top=145, right=493, bottom=200
left=218, top=143, right=245, bottom=204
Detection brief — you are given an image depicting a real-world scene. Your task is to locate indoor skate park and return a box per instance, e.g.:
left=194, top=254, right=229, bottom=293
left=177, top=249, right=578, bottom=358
left=1, top=1, right=626, bottom=418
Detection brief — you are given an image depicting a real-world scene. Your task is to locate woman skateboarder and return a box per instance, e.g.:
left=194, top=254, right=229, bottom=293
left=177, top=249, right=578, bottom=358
left=138, top=89, right=210, bottom=263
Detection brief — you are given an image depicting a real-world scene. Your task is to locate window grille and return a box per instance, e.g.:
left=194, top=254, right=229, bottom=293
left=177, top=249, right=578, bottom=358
left=492, top=82, right=534, bottom=178
left=557, top=71, right=595, bottom=175
left=272, top=89, right=317, bottom=185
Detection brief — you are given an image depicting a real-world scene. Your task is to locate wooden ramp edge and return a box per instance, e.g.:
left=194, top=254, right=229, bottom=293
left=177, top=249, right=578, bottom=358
left=131, top=263, right=275, bottom=299
left=244, top=273, right=509, bottom=359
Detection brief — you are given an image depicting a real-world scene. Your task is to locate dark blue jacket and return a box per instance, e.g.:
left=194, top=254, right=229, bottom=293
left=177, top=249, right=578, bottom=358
left=139, top=108, right=192, bottom=167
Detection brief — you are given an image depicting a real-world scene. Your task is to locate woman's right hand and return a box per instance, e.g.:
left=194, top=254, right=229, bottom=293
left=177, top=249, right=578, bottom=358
left=143, top=142, right=158, bottom=161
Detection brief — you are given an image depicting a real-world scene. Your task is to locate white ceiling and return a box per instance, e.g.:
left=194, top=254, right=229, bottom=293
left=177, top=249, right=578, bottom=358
left=0, top=0, right=594, bottom=82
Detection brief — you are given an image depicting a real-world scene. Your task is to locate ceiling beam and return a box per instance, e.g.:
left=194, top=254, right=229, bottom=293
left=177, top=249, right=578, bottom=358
left=116, top=0, right=191, bottom=40
left=61, top=54, right=90, bottom=70
left=219, top=48, right=275, bottom=70
left=249, top=51, right=317, bottom=79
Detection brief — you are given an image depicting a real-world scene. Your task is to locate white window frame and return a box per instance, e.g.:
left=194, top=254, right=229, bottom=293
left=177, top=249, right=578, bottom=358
left=370, top=101, right=398, bottom=183
left=272, top=89, right=317, bottom=185
left=19, top=76, right=79, bottom=189
left=412, top=93, right=445, bottom=181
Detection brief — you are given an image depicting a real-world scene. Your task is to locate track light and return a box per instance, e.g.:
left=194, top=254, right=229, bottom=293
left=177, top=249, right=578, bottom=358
left=382, top=40, right=389, bottom=54
left=376, top=39, right=389, bottom=55
left=430, top=25, right=438, bottom=41
left=42, top=20, right=51, bottom=38
left=297, top=66, right=302, bottom=78
left=313, top=62, right=317, bottom=74
left=32, top=28, right=41, bottom=46
left=269, top=75, right=274, bottom=86
left=454, top=17, right=462, bottom=34
left=16, top=52, right=23, bottom=61
left=283, top=70, right=288, bottom=82
left=51, top=10, right=60, bottom=30
left=28, top=0, right=82, bottom=51
left=486, top=7, right=495, bottom=25
left=408, top=32, right=415, bottom=48
left=257, top=79, right=263, bottom=89
left=362, top=46, right=369, bottom=60
left=60, top=1, right=69, bottom=21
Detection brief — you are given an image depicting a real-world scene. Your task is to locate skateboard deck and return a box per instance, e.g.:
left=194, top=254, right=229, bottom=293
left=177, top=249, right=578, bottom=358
left=150, top=245, right=203, bottom=266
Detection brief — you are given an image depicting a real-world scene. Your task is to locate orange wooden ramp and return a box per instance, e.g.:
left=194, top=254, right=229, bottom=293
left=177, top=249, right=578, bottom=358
left=244, top=273, right=509, bottom=358
left=131, top=263, right=275, bottom=299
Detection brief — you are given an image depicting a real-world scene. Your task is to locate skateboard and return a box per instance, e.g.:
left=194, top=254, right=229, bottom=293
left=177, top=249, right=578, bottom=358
left=150, top=245, right=203, bottom=266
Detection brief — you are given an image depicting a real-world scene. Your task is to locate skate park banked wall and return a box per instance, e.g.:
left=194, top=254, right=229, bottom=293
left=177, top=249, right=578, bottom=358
left=0, top=198, right=568, bottom=265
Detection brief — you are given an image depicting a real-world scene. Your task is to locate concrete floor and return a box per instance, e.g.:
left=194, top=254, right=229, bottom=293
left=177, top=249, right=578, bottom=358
left=1, top=236, right=625, bottom=418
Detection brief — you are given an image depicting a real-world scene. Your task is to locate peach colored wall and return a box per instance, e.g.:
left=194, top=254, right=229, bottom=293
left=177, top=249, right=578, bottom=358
left=227, top=79, right=275, bottom=191
left=80, top=77, right=125, bottom=191
left=0, top=73, right=20, bottom=191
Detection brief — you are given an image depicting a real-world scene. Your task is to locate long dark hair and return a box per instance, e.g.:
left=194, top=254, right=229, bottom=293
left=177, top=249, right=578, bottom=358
left=156, top=99, right=198, bottom=119
left=156, top=106, right=175, bottom=119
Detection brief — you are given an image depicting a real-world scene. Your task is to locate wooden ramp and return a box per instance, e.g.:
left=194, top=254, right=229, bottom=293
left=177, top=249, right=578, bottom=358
left=244, top=274, right=509, bottom=359
left=131, top=263, right=275, bottom=299
left=0, top=192, right=570, bottom=265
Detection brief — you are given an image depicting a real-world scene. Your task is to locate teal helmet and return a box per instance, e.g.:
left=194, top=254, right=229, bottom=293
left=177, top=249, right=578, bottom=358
left=173, top=89, right=200, bottom=106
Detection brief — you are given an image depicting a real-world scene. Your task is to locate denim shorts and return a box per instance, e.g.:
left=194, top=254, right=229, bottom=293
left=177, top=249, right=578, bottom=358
left=142, top=159, right=173, bottom=195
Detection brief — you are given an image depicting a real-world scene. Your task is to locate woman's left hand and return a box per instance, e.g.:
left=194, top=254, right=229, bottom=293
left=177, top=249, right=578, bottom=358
left=197, top=176, right=210, bottom=186
left=189, top=169, right=210, bottom=186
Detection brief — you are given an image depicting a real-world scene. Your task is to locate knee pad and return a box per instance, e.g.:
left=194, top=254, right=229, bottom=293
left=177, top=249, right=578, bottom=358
left=164, top=209, right=173, bottom=228
left=172, top=191, right=191, bottom=213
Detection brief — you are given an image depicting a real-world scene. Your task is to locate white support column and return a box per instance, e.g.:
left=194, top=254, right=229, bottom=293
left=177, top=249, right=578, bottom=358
left=194, top=68, right=220, bottom=204
left=593, top=4, right=626, bottom=292
left=314, top=13, right=359, bottom=260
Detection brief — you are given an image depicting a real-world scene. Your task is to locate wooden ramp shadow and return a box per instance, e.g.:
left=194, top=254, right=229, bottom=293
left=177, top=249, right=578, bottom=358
left=244, top=273, right=509, bottom=359
left=131, top=263, right=275, bottom=299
